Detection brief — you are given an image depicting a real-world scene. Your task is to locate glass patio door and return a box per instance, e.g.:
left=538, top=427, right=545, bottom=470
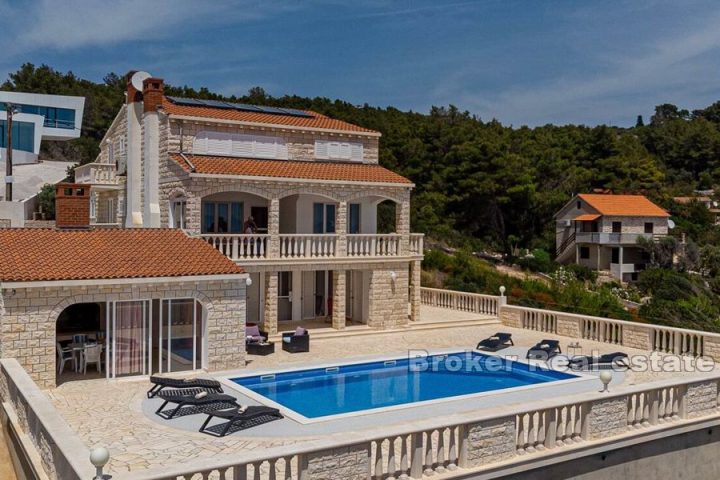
left=158, top=299, right=203, bottom=373
left=108, top=300, right=150, bottom=378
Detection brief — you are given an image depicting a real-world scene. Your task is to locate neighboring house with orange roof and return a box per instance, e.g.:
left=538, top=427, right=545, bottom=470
left=74, top=71, right=423, bottom=337
left=554, top=194, right=670, bottom=282
left=0, top=227, right=247, bottom=388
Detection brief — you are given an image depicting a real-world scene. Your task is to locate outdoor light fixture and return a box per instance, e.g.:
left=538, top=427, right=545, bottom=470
left=90, top=447, right=110, bottom=480
left=245, top=277, right=253, bottom=287
left=599, top=370, right=613, bottom=393
left=499, top=285, right=506, bottom=296
left=390, top=271, right=397, bottom=282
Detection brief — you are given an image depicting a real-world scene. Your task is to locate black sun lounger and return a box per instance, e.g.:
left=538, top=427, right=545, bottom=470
left=526, top=339, right=561, bottom=360
left=147, top=376, right=224, bottom=398
left=569, top=352, right=629, bottom=369
left=199, top=406, right=284, bottom=437
left=476, top=332, right=514, bottom=352
left=155, top=391, right=239, bottom=419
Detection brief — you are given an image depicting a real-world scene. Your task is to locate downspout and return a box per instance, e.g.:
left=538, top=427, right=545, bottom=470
left=179, top=152, right=196, bottom=173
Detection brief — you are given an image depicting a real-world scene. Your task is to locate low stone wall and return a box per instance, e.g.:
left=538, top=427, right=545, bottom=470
left=686, top=381, right=719, bottom=419
left=307, top=443, right=369, bottom=480
left=0, top=359, right=92, bottom=480
left=499, top=306, right=522, bottom=328
left=622, top=323, right=653, bottom=350
left=588, top=397, right=628, bottom=440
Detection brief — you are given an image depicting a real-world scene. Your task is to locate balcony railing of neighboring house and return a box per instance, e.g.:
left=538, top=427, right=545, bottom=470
left=575, top=232, right=659, bottom=245
left=610, top=262, right=647, bottom=279
left=74, top=162, right=118, bottom=185
left=196, top=233, right=425, bottom=261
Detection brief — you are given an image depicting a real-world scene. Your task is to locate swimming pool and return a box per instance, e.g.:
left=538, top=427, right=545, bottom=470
left=231, top=352, right=578, bottom=420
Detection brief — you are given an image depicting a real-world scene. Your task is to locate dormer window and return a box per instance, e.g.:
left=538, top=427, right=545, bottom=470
left=315, top=140, right=363, bottom=162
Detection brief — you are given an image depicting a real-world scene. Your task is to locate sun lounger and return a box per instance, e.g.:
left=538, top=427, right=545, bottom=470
left=199, top=406, right=283, bottom=437
left=147, top=375, right=224, bottom=398
left=476, top=332, right=514, bottom=352
left=569, top=352, right=629, bottom=369
left=526, top=339, right=561, bottom=360
left=155, top=391, right=239, bottom=419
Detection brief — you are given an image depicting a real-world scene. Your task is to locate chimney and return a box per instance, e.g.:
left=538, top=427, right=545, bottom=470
left=125, top=70, right=144, bottom=228
left=142, top=77, right=163, bottom=228
left=55, top=183, right=91, bottom=229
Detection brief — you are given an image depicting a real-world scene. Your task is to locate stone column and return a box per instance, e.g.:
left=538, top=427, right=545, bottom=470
left=332, top=270, right=346, bottom=329
left=336, top=201, right=347, bottom=257
left=263, top=272, right=278, bottom=334
left=268, top=198, right=280, bottom=258
left=410, top=260, right=421, bottom=321
left=396, top=198, right=411, bottom=255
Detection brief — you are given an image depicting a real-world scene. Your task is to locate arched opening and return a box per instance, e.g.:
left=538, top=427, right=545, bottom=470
left=56, top=302, right=106, bottom=385
left=377, top=199, right=397, bottom=233
left=201, top=191, right=269, bottom=234
left=55, top=298, right=206, bottom=385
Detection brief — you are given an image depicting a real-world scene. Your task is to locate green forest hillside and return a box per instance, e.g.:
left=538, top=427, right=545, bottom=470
left=5, top=63, right=720, bottom=331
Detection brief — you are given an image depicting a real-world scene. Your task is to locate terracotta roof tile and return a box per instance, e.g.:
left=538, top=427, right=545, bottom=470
left=579, top=194, right=669, bottom=217
left=574, top=213, right=601, bottom=221
left=162, top=97, right=378, bottom=134
left=172, top=153, right=413, bottom=185
left=0, top=229, right=244, bottom=283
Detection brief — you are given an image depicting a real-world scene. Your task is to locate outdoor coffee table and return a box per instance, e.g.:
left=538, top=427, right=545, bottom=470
left=247, top=342, right=275, bottom=356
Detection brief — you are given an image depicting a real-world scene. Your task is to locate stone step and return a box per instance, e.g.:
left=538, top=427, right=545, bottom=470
left=269, top=317, right=501, bottom=342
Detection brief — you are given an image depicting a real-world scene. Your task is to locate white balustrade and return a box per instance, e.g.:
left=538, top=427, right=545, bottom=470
left=420, top=287, right=499, bottom=315
left=74, top=162, right=118, bottom=185
left=409, top=233, right=425, bottom=254
left=581, top=317, right=623, bottom=344
left=348, top=234, right=401, bottom=257
left=522, top=310, right=557, bottom=333
left=279, top=234, right=337, bottom=259
left=200, top=234, right=268, bottom=261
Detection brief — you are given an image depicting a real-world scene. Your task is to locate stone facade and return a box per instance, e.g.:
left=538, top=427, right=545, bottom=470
left=410, top=260, right=421, bottom=321
left=306, top=443, right=369, bottom=480
left=465, top=418, right=516, bottom=467
left=703, top=336, right=720, bottom=362
left=0, top=279, right=245, bottom=389
left=0, top=219, right=9, bottom=229
left=587, top=396, right=628, bottom=440
left=622, top=324, right=653, bottom=350
left=556, top=314, right=582, bottom=338
left=499, top=306, right=523, bottom=328
left=685, top=381, right=718, bottom=419
left=331, top=271, right=346, bottom=329
left=367, top=264, right=410, bottom=329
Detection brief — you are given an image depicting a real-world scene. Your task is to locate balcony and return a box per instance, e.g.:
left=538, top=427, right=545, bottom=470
left=575, top=232, right=656, bottom=245
left=74, top=163, right=118, bottom=187
left=196, top=232, right=424, bottom=262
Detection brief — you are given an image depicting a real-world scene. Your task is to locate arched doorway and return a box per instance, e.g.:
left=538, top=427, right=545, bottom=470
left=55, top=298, right=206, bottom=384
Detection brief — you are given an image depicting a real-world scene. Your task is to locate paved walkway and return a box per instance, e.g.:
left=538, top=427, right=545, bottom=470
left=47, top=316, right=717, bottom=475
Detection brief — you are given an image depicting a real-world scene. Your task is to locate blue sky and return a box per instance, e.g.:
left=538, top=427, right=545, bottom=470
left=1, top=0, right=720, bottom=127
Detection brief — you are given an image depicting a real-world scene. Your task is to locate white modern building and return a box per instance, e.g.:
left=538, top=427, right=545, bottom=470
left=0, top=91, right=85, bottom=165
left=0, top=91, right=85, bottom=225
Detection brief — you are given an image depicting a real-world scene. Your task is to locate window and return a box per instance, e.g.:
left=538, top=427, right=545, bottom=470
left=171, top=198, right=187, bottom=229
left=577, top=201, right=582, bottom=209
left=612, top=221, right=622, bottom=233
left=349, top=203, right=361, bottom=234
left=315, top=140, right=363, bottom=161
left=313, top=203, right=336, bottom=233
left=279, top=272, right=292, bottom=297
left=202, top=202, right=243, bottom=233
left=644, top=222, right=654, bottom=234
left=0, top=103, right=75, bottom=129
left=0, top=120, right=35, bottom=153
left=579, top=246, right=590, bottom=259
left=90, top=192, right=97, bottom=220
left=193, top=131, right=288, bottom=159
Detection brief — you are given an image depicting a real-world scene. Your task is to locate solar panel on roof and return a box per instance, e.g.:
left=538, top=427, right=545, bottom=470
left=200, top=99, right=235, bottom=109
left=166, top=96, right=314, bottom=118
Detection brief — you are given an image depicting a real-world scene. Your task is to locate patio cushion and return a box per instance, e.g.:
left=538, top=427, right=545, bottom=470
left=294, top=327, right=306, bottom=336
left=246, top=325, right=260, bottom=337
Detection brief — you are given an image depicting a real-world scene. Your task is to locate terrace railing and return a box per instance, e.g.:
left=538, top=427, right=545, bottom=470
left=196, top=233, right=424, bottom=262
left=500, top=304, right=720, bottom=359
left=74, top=162, right=118, bottom=186
left=116, top=374, right=720, bottom=480
left=420, top=287, right=499, bottom=316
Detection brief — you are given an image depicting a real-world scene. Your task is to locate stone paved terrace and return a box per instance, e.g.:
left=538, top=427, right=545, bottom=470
left=45, top=305, right=719, bottom=476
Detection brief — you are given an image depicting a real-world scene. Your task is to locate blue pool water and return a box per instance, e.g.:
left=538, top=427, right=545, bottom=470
left=232, top=352, right=577, bottom=418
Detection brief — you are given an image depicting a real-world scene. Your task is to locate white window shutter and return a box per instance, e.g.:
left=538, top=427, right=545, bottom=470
left=276, top=139, right=289, bottom=159
left=350, top=143, right=363, bottom=162
left=339, top=142, right=351, bottom=159
left=254, top=137, right=276, bottom=158
left=206, top=132, right=232, bottom=155
left=315, top=140, right=329, bottom=159
left=193, top=132, right=208, bottom=154
left=232, top=134, right=254, bottom=157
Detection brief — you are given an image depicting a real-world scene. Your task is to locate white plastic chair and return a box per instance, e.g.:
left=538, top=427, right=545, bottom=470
left=56, top=342, right=75, bottom=374
left=82, top=344, right=102, bottom=374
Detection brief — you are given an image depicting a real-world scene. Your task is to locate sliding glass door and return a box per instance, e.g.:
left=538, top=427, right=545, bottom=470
left=106, top=298, right=203, bottom=378
left=108, top=300, right=150, bottom=378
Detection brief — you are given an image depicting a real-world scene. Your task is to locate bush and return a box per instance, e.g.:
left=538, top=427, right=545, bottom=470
left=564, top=264, right=598, bottom=282
left=516, top=248, right=555, bottom=273
left=37, top=184, right=55, bottom=219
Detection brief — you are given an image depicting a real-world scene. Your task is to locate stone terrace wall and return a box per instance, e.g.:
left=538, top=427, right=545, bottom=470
left=0, top=279, right=245, bottom=389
